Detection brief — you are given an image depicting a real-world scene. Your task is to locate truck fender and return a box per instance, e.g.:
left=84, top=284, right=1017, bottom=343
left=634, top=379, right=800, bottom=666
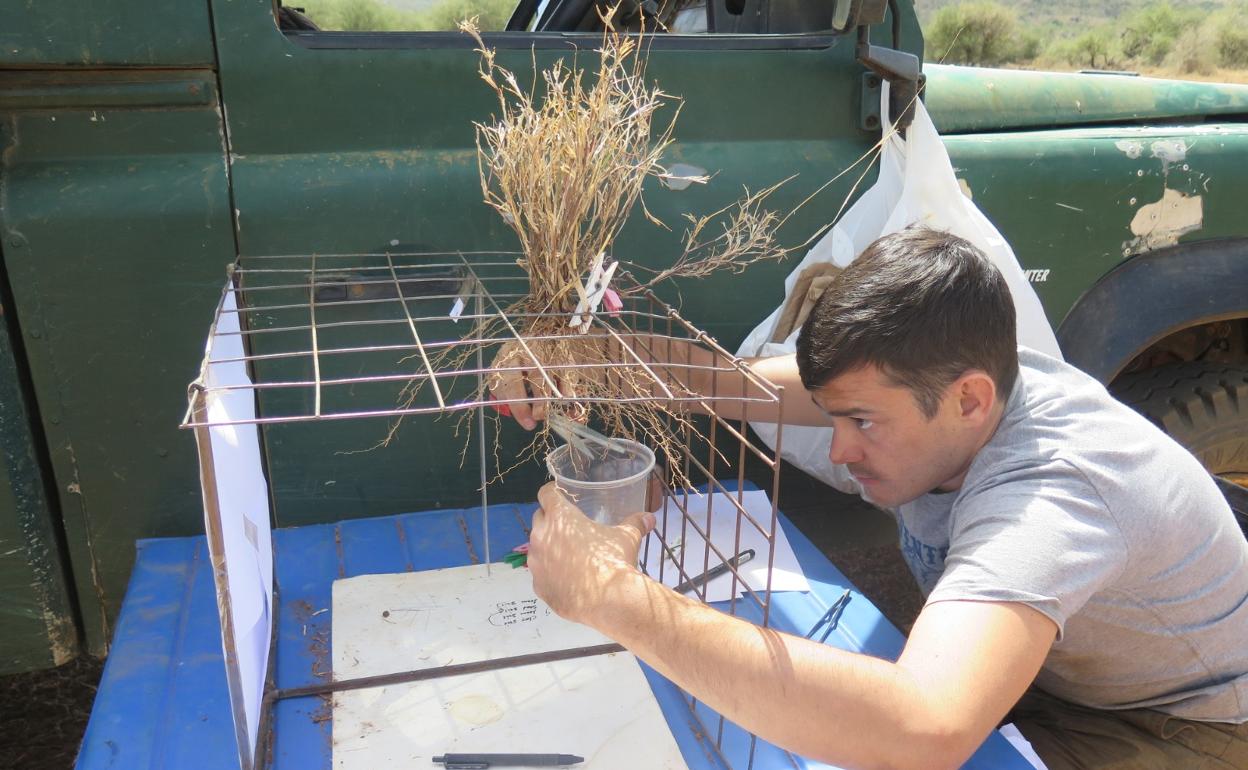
left=1056, top=239, right=1248, bottom=384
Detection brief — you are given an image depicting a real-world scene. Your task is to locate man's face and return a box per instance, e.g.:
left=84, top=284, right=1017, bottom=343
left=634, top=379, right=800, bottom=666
left=810, top=365, right=979, bottom=507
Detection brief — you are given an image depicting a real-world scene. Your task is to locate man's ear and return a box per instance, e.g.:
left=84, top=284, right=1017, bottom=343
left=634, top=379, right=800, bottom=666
left=953, top=370, right=997, bottom=424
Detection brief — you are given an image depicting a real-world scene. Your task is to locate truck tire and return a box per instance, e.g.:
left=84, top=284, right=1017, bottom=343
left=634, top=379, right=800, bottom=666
left=1111, top=362, right=1248, bottom=485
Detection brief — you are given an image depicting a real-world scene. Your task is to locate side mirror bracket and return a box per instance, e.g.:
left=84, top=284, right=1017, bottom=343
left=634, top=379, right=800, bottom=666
left=855, top=17, right=924, bottom=134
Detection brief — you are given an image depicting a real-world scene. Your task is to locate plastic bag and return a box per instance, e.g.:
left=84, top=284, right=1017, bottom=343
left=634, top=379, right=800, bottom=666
left=737, top=83, right=1061, bottom=492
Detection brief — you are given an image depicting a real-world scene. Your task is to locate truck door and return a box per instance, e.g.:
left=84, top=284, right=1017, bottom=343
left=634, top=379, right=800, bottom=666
left=0, top=298, right=77, bottom=672
left=0, top=0, right=238, bottom=656
left=210, top=0, right=920, bottom=524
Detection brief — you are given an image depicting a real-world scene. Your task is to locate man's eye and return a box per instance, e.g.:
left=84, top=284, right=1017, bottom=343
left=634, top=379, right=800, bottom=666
left=854, top=418, right=874, bottom=430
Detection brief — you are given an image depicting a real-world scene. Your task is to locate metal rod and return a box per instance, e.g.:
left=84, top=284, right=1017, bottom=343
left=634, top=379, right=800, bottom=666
left=180, top=393, right=779, bottom=430
left=655, top=489, right=767, bottom=607
left=181, top=269, right=234, bottom=426
left=762, top=389, right=785, bottom=631
left=589, top=315, right=676, bottom=401
left=476, top=282, right=491, bottom=573
left=225, top=273, right=521, bottom=296
left=641, top=285, right=781, bottom=400
left=185, top=253, right=790, bottom=770
left=387, top=251, right=445, bottom=410
left=268, top=643, right=625, bottom=701
left=677, top=690, right=736, bottom=770
left=197, top=363, right=765, bottom=396
left=678, top=451, right=776, bottom=541
left=458, top=256, right=564, bottom=400
left=241, top=251, right=522, bottom=261
left=212, top=308, right=671, bottom=340
left=309, top=253, right=322, bottom=417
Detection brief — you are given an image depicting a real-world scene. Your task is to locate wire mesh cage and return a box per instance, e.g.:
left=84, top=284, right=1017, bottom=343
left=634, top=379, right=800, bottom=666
left=182, top=250, right=789, bottom=770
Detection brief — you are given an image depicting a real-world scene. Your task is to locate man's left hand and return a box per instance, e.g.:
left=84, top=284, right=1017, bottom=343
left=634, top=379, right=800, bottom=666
left=528, top=482, right=656, bottom=626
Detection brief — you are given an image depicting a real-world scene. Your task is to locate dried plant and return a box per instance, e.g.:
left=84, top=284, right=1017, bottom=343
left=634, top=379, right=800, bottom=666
left=389, top=12, right=798, bottom=488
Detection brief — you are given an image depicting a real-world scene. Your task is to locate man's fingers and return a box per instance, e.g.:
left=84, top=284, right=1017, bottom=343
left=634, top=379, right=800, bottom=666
left=615, top=510, right=657, bottom=549
left=537, top=481, right=575, bottom=515
left=529, top=375, right=549, bottom=422
left=531, top=375, right=580, bottom=422
left=493, top=369, right=537, bottom=430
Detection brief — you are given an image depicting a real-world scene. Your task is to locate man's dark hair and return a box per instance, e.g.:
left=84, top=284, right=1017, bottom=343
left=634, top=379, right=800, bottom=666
left=795, top=227, right=1019, bottom=418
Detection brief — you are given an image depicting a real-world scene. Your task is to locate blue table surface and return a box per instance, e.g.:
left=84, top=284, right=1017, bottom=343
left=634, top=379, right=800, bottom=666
left=76, top=484, right=1031, bottom=770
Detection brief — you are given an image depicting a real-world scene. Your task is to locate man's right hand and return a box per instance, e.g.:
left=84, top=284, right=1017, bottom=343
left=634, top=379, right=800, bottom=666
left=487, top=340, right=590, bottom=431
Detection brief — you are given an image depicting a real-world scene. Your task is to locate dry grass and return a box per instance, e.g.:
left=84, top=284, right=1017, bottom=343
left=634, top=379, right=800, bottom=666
left=389, top=12, right=797, bottom=488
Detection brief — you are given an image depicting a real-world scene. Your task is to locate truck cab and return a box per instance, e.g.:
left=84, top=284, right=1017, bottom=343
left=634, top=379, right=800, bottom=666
left=1, top=0, right=1245, bottom=673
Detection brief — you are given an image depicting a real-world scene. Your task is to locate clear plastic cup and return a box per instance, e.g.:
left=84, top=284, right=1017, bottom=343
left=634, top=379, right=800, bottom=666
left=546, top=439, right=655, bottom=526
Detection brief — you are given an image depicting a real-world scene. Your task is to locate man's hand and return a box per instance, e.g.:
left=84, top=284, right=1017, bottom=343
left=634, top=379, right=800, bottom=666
left=488, top=339, right=610, bottom=431
left=487, top=341, right=562, bottom=430
left=528, top=482, right=656, bottom=625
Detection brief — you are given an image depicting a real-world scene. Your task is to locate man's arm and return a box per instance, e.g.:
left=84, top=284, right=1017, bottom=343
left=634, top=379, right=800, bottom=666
left=529, top=485, right=1058, bottom=770
left=491, top=335, right=833, bottom=428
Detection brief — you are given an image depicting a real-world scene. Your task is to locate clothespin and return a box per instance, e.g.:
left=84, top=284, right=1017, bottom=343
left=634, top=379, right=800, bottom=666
left=502, top=543, right=529, bottom=568
left=448, top=277, right=474, bottom=323
left=602, top=288, right=623, bottom=317
left=569, top=254, right=618, bottom=333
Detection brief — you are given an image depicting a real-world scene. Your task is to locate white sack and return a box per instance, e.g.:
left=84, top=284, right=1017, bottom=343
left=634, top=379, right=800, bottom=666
left=737, top=83, right=1061, bottom=491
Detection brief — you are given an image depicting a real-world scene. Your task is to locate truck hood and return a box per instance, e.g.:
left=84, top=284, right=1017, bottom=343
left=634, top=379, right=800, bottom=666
left=924, top=64, right=1248, bottom=133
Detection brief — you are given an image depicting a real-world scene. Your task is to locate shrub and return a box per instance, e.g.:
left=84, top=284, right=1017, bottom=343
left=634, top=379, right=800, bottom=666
left=1215, top=10, right=1248, bottom=67
left=1012, top=30, right=1044, bottom=62
left=1120, top=2, right=1186, bottom=65
left=1070, top=29, right=1114, bottom=69
left=297, top=0, right=513, bottom=32
left=925, top=1, right=1021, bottom=67
left=421, top=0, right=514, bottom=30
left=1165, top=23, right=1217, bottom=75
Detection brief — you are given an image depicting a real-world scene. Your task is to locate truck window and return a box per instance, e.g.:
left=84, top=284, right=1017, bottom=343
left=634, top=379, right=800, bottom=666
left=283, top=0, right=518, bottom=31
left=277, top=0, right=836, bottom=34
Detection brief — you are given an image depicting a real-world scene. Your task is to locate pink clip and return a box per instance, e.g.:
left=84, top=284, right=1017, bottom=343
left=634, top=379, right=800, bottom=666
left=603, top=288, right=623, bottom=317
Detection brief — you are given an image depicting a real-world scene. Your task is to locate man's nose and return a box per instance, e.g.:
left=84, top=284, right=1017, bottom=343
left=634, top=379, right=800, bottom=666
left=828, top=427, right=863, bottom=465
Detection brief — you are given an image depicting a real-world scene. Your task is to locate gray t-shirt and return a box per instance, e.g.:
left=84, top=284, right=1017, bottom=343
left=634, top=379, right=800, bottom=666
left=896, top=347, right=1248, bottom=722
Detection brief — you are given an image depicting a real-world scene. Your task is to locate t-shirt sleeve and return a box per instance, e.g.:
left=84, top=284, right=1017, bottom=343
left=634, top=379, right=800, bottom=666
left=927, top=461, right=1129, bottom=640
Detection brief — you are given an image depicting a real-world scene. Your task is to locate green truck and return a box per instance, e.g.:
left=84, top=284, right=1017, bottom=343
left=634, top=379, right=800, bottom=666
left=2, top=0, right=1246, bottom=673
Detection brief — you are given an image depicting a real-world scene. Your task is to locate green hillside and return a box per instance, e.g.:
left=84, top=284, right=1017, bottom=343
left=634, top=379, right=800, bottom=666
left=912, top=0, right=1248, bottom=78
left=913, top=0, right=1226, bottom=31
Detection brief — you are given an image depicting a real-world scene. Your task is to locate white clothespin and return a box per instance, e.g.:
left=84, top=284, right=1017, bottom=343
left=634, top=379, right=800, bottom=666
left=448, top=277, right=473, bottom=323
left=569, top=253, right=617, bottom=333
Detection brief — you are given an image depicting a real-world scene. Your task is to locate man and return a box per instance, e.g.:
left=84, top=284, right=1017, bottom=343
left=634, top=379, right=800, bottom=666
left=496, top=227, right=1248, bottom=769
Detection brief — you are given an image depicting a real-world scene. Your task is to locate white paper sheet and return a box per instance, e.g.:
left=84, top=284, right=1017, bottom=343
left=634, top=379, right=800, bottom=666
left=332, top=565, right=689, bottom=770
left=199, top=290, right=273, bottom=766
left=1000, top=724, right=1049, bottom=770
left=641, top=489, right=809, bottom=602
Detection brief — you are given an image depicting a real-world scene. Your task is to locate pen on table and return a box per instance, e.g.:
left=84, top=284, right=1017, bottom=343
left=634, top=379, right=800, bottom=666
left=806, top=588, right=852, bottom=643
left=432, top=753, right=584, bottom=769
left=672, top=548, right=755, bottom=595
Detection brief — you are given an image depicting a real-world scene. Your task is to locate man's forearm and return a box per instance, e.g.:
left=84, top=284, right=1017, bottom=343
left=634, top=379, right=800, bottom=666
left=623, top=335, right=830, bottom=427
left=591, top=571, right=974, bottom=770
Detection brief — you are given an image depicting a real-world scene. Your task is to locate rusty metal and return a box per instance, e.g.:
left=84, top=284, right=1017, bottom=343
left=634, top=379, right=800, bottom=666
left=269, top=642, right=626, bottom=702
left=184, top=250, right=786, bottom=770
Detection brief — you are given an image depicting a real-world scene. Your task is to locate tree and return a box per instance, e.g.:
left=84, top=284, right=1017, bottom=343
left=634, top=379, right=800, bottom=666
left=925, top=1, right=1021, bottom=67
left=1012, top=30, right=1043, bottom=62
left=1071, top=29, right=1113, bottom=69
left=1120, top=2, right=1185, bottom=65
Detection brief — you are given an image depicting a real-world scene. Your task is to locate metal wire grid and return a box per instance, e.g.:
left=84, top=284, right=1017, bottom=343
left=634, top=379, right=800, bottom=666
left=183, top=250, right=789, bottom=770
